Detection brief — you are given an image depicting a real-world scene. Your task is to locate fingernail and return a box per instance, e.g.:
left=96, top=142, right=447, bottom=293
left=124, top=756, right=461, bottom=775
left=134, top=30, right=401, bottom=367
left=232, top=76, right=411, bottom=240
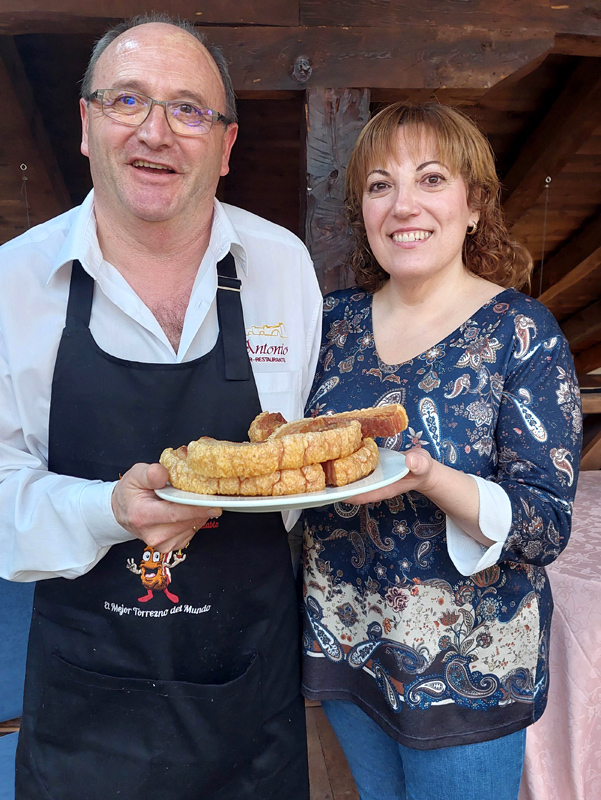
left=208, top=508, right=222, bottom=518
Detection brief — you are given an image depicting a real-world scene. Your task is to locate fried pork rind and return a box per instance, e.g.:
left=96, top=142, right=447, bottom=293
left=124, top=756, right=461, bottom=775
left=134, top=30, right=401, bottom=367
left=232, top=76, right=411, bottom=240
left=248, top=411, right=286, bottom=442
left=323, top=438, right=379, bottom=486
left=160, top=446, right=326, bottom=496
left=270, top=404, right=408, bottom=440
left=183, top=420, right=362, bottom=478
left=160, top=404, right=408, bottom=497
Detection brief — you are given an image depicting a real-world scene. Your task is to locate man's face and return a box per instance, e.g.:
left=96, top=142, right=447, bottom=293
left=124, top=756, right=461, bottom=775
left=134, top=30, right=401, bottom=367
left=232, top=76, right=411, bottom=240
left=80, top=23, right=238, bottom=227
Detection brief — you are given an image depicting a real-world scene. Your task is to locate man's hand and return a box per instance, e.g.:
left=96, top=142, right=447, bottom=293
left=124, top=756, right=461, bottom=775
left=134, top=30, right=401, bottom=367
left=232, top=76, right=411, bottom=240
left=112, top=463, right=221, bottom=552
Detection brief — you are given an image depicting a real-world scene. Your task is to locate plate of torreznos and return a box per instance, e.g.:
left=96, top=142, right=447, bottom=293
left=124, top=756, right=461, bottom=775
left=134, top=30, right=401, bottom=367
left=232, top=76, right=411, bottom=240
left=156, top=404, right=410, bottom=513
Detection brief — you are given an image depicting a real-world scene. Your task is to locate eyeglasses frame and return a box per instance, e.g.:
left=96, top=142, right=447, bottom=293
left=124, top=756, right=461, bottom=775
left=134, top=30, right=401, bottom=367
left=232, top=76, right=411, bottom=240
left=86, top=89, right=232, bottom=136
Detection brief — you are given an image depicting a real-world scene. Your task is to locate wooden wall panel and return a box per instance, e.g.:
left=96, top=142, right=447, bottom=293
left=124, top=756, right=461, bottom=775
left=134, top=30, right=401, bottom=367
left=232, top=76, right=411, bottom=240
left=0, top=42, right=69, bottom=242
left=223, top=97, right=303, bottom=235
left=303, top=88, right=370, bottom=294
left=14, top=34, right=94, bottom=207
left=0, top=38, right=70, bottom=207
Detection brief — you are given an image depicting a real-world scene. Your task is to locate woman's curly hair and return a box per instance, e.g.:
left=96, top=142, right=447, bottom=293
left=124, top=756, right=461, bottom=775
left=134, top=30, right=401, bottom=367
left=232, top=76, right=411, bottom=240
left=345, top=102, right=533, bottom=294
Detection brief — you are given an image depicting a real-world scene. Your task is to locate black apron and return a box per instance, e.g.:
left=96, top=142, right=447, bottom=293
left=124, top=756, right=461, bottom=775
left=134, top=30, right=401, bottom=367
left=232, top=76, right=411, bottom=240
left=16, top=257, right=308, bottom=800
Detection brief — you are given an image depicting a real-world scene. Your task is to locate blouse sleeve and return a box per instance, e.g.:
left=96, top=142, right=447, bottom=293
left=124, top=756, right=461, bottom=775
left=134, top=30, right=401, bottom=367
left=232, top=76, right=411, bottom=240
left=492, top=306, right=582, bottom=567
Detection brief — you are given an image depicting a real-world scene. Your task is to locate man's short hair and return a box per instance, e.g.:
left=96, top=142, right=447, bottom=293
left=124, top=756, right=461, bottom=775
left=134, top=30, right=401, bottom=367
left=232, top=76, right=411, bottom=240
left=80, top=12, right=238, bottom=124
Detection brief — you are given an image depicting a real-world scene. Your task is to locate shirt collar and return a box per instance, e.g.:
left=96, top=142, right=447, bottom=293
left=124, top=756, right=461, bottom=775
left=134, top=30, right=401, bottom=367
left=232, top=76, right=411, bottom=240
left=209, top=199, right=248, bottom=275
left=48, top=190, right=100, bottom=284
left=47, top=192, right=249, bottom=283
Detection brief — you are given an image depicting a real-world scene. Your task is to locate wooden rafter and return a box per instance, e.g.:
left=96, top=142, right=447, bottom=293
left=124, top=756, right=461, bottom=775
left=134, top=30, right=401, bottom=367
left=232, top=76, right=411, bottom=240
left=574, top=342, right=601, bottom=376
left=561, top=299, right=601, bottom=352
left=502, top=58, right=601, bottom=227
left=537, top=210, right=601, bottom=321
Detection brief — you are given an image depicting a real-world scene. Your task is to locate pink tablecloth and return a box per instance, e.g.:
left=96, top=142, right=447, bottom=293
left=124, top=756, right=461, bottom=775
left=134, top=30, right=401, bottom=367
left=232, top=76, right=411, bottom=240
left=519, top=471, right=601, bottom=800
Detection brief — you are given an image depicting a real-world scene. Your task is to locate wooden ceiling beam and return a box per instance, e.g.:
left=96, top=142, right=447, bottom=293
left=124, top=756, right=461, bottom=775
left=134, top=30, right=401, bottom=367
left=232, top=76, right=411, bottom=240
left=502, top=59, right=601, bottom=227
left=536, top=211, right=601, bottom=320
left=554, top=34, right=601, bottom=58
left=0, top=24, right=554, bottom=92
left=0, top=0, right=599, bottom=39
left=1, top=0, right=600, bottom=42
left=198, top=26, right=554, bottom=92
left=0, top=1, right=298, bottom=33
left=300, top=0, right=601, bottom=40
left=561, top=299, right=601, bottom=352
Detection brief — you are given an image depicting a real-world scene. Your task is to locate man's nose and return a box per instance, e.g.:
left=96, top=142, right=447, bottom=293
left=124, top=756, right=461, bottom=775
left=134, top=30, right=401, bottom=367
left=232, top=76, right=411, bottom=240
left=136, top=102, right=174, bottom=147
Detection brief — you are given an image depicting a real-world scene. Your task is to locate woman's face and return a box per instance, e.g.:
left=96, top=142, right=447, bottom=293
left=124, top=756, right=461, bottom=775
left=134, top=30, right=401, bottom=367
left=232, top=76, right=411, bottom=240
left=361, top=126, right=477, bottom=286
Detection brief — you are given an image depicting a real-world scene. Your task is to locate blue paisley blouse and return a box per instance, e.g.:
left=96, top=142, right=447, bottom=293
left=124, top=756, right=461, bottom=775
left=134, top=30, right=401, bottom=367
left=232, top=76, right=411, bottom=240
left=301, top=287, right=582, bottom=749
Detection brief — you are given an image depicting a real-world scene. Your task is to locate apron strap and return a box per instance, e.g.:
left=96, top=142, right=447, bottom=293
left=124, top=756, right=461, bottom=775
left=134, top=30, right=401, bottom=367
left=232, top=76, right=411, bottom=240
left=65, top=260, right=94, bottom=330
left=65, top=255, right=251, bottom=381
left=216, top=252, right=251, bottom=381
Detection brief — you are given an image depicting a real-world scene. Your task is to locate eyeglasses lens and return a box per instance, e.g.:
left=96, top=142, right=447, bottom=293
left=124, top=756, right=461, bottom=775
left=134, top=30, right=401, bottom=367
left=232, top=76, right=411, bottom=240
left=100, top=90, right=214, bottom=136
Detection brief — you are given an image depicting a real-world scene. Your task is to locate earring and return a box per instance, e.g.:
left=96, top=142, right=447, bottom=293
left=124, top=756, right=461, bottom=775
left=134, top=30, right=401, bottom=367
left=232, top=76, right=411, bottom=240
left=467, top=221, right=478, bottom=235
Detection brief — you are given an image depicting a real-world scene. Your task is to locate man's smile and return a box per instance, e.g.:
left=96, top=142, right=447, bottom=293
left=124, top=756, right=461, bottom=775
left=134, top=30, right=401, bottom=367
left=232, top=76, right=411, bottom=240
left=131, top=159, right=176, bottom=173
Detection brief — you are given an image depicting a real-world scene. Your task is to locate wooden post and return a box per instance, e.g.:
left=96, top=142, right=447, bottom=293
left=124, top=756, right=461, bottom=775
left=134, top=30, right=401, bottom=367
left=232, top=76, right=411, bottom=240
left=302, top=87, right=370, bottom=294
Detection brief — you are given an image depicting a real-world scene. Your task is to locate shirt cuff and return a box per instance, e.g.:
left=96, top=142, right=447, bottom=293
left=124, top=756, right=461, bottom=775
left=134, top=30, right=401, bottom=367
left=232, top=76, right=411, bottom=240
left=446, top=475, right=512, bottom=576
left=79, top=480, right=135, bottom=548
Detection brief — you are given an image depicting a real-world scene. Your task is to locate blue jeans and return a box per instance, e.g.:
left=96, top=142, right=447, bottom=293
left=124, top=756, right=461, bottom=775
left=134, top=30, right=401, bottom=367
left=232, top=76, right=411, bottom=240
left=321, top=699, right=526, bottom=800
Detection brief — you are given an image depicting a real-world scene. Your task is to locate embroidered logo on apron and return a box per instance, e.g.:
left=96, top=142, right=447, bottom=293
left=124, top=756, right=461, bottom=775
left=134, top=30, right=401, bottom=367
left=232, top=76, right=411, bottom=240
left=126, top=546, right=187, bottom=603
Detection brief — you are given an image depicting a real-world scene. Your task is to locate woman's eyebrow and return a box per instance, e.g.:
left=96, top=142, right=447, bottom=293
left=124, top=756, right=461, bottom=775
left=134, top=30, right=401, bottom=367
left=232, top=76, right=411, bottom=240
left=366, top=162, right=447, bottom=178
left=416, top=160, right=445, bottom=171
left=366, top=169, right=391, bottom=178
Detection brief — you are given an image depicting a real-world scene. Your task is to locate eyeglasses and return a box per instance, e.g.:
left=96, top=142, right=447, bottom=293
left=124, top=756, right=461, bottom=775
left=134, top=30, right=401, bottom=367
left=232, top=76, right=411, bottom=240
left=87, top=89, right=232, bottom=137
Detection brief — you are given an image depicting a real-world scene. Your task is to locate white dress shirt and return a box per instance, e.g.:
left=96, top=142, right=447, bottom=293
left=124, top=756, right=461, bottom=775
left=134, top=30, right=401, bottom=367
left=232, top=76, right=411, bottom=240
left=0, top=192, right=323, bottom=581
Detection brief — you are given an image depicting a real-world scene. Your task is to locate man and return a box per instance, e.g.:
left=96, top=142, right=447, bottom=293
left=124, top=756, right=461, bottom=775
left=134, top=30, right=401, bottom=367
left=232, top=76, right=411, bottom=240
left=0, top=14, right=321, bottom=799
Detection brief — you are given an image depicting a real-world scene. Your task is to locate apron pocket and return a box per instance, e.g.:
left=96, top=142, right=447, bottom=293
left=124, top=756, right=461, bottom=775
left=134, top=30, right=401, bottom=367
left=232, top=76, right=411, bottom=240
left=32, top=651, right=263, bottom=800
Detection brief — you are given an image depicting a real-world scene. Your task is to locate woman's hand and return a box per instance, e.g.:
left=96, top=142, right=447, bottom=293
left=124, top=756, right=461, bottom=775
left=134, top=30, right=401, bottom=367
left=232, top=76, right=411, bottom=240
left=111, top=462, right=222, bottom=553
left=345, top=446, right=439, bottom=505
left=345, top=446, right=491, bottom=546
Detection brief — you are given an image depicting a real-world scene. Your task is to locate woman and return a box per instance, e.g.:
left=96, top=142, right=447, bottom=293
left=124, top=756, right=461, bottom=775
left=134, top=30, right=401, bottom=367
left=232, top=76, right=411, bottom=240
left=301, top=102, right=582, bottom=800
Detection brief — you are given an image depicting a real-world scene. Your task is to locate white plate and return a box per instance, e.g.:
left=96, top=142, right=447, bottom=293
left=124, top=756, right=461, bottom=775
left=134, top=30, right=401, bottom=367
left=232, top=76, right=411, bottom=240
left=155, top=448, right=408, bottom=513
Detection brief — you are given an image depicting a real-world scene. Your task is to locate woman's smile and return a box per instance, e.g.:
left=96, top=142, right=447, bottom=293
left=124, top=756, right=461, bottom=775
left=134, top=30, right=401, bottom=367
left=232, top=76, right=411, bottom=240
left=390, top=229, right=433, bottom=244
